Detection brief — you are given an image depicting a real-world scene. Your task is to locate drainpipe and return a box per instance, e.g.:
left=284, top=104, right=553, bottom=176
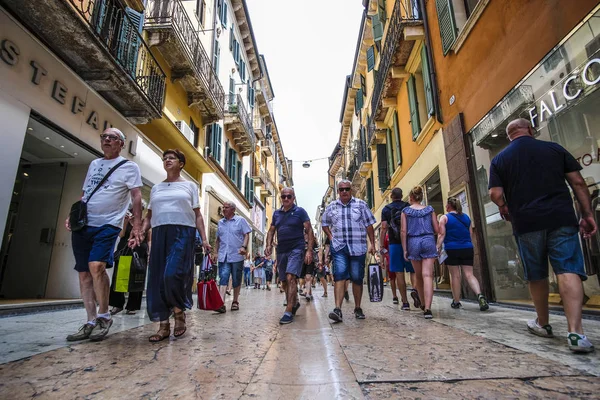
left=419, top=0, right=443, bottom=124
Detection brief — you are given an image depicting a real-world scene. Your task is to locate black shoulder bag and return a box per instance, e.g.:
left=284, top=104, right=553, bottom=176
left=69, top=160, right=129, bottom=232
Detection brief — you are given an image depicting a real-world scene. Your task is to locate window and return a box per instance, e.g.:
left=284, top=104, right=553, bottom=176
left=240, top=60, right=246, bottom=82
left=367, top=46, right=375, bottom=72
left=355, top=88, right=364, bottom=115
left=385, top=128, right=395, bottom=175
left=407, top=45, right=435, bottom=140
left=435, top=0, right=482, bottom=54
left=237, top=160, right=242, bottom=189
left=229, top=26, right=234, bottom=51
left=213, top=39, right=220, bottom=74
left=233, top=40, right=240, bottom=65
left=196, top=0, right=206, bottom=27
left=244, top=173, right=255, bottom=205
left=371, top=0, right=386, bottom=42
left=190, top=118, right=199, bottom=148
left=219, top=0, right=228, bottom=27
left=366, top=173, right=374, bottom=209
left=392, top=111, right=402, bottom=166
left=247, top=81, right=255, bottom=108
left=360, top=74, right=366, bottom=96
left=229, top=77, right=235, bottom=104
left=376, top=143, right=389, bottom=191
left=206, top=124, right=222, bottom=163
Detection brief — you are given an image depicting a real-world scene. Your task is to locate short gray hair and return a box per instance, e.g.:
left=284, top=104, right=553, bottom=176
left=223, top=201, right=236, bottom=210
left=281, top=187, right=295, bottom=196
left=103, top=127, right=126, bottom=141
left=338, top=179, right=352, bottom=187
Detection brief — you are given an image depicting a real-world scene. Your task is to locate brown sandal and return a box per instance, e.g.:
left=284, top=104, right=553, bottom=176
left=149, top=322, right=170, bottom=343
left=231, top=301, right=239, bottom=311
left=173, top=311, right=186, bottom=337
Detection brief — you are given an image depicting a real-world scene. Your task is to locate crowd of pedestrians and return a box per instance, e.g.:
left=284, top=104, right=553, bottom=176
left=65, top=119, right=595, bottom=354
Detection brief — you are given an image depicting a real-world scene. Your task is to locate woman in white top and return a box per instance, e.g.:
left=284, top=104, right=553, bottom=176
left=141, top=149, right=211, bottom=342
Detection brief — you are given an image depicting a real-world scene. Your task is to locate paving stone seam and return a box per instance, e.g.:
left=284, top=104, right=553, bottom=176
left=356, top=373, right=594, bottom=385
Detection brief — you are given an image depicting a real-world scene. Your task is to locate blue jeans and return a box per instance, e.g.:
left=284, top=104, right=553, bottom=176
left=219, top=261, right=244, bottom=288
left=331, top=245, right=366, bottom=285
left=243, top=267, right=251, bottom=286
left=515, top=226, right=586, bottom=282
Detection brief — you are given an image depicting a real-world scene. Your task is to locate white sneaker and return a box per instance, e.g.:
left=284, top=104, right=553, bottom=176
left=527, top=319, right=554, bottom=338
left=567, top=333, right=595, bottom=353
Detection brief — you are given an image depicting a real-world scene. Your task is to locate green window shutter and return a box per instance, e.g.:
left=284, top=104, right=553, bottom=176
left=435, top=0, right=458, bottom=55
left=421, top=45, right=435, bottom=117
left=376, top=143, right=389, bottom=191
left=206, top=124, right=213, bottom=156
left=217, top=125, right=223, bottom=163
left=237, top=160, right=242, bottom=188
left=357, top=88, right=363, bottom=110
left=393, top=111, right=402, bottom=166
left=221, top=1, right=227, bottom=26
left=360, top=74, right=366, bottom=95
left=367, top=46, right=375, bottom=71
left=229, top=26, right=234, bottom=51
left=378, top=0, right=387, bottom=23
left=225, top=141, right=230, bottom=174
left=241, top=60, right=246, bottom=82
left=371, top=15, right=383, bottom=42
left=244, top=174, right=249, bottom=198
left=386, top=128, right=395, bottom=175
left=407, top=74, right=421, bottom=140
left=213, top=40, right=220, bottom=74
left=250, top=180, right=255, bottom=205
left=366, top=174, right=374, bottom=209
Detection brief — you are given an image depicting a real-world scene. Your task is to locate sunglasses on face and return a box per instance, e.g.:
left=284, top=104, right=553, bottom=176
left=338, top=187, right=351, bottom=192
left=100, top=134, right=121, bottom=142
left=163, top=156, right=179, bottom=162
left=281, top=195, right=293, bottom=200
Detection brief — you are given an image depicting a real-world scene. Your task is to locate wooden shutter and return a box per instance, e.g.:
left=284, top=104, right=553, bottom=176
left=407, top=74, right=421, bottom=140
left=118, top=7, right=143, bottom=77
left=386, top=128, right=395, bottom=175
left=356, top=88, right=363, bottom=111
left=225, top=141, right=231, bottom=175
left=421, top=45, right=434, bottom=117
left=221, top=1, right=228, bottom=26
left=244, top=173, right=249, bottom=198
left=206, top=124, right=213, bottom=157
left=241, top=60, right=246, bottom=82
left=215, top=125, right=222, bottom=163
left=213, top=40, right=220, bottom=74
left=229, top=26, right=234, bottom=51
left=366, top=174, right=374, bottom=209
left=229, top=77, right=235, bottom=104
left=237, top=160, right=242, bottom=188
left=393, top=111, right=402, bottom=166
left=378, top=0, right=387, bottom=22
left=435, top=0, right=458, bottom=55
left=367, top=46, right=375, bottom=71
left=376, top=143, right=389, bottom=190
left=371, top=15, right=383, bottom=42
left=360, top=74, right=366, bottom=95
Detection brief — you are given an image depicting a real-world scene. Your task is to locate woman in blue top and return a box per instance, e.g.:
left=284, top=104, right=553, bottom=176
left=436, top=198, right=489, bottom=311
left=401, top=187, right=439, bottom=319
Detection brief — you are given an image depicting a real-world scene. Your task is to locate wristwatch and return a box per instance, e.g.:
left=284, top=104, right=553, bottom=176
left=242, top=245, right=247, bottom=249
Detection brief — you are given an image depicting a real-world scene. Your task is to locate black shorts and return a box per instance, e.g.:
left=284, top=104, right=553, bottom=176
left=301, top=263, right=316, bottom=277
left=445, top=248, right=474, bottom=266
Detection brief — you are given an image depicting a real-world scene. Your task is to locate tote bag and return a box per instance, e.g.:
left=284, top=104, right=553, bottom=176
left=366, top=256, right=384, bottom=302
left=197, top=255, right=224, bottom=311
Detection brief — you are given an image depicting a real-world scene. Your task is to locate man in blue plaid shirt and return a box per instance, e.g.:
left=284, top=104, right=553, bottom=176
left=322, top=180, right=376, bottom=322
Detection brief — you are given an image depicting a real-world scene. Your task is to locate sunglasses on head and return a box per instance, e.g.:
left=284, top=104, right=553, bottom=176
left=338, top=187, right=351, bottom=192
left=281, top=195, right=293, bottom=200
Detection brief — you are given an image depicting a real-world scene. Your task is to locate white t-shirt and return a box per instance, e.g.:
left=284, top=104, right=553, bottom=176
left=82, top=156, right=142, bottom=228
left=149, top=181, right=199, bottom=228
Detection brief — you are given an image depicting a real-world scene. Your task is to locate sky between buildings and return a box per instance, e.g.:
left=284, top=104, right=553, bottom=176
left=246, top=0, right=364, bottom=221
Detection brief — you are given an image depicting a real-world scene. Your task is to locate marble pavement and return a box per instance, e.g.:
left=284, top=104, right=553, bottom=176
left=0, top=286, right=599, bottom=399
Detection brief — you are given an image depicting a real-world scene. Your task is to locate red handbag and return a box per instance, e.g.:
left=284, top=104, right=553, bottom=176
left=197, top=255, right=224, bottom=311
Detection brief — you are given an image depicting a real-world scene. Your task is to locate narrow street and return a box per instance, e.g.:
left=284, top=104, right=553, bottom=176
left=1, top=286, right=598, bottom=399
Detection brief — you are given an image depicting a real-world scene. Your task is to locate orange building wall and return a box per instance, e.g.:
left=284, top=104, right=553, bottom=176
left=426, top=0, right=598, bottom=132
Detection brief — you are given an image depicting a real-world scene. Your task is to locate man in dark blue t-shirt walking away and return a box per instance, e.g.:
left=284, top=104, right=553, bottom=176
left=266, top=187, right=314, bottom=325
left=489, top=118, right=596, bottom=354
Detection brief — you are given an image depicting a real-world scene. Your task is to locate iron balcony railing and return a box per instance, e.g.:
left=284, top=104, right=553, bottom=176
left=68, top=0, right=166, bottom=112
left=227, top=94, right=254, bottom=140
left=369, top=0, right=421, bottom=140
left=145, top=0, right=224, bottom=116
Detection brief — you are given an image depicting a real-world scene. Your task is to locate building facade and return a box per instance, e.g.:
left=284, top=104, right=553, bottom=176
left=426, top=0, right=600, bottom=307
left=0, top=0, right=291, bottom=301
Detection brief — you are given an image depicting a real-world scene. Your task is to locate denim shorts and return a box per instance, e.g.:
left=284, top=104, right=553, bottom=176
left=406, top=235, right=438, bottom=261
left=218, top=261, right=244, bottom=287
left=277, top=248, right=304, bottom=278
left=515, top=226, right=587, bottom=282
left=72, top=224, right=121, bottom=272
left=331, top=245, right=366, bottom=284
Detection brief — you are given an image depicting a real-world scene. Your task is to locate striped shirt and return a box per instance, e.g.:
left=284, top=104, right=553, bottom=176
left=321, top=197, right=376, bottom=256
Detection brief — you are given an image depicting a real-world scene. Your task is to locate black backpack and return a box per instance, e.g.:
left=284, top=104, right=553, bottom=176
left=388, top=203, right=407, bottom=242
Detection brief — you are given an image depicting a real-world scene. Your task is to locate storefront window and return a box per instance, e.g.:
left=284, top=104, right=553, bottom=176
left=470, top=9, right=600, bottom=305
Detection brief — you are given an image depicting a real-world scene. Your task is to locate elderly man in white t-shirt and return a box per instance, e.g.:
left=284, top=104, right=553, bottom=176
left=214, top=201, right=251, bottom=312
left=65, top=128, right=143, bottom=342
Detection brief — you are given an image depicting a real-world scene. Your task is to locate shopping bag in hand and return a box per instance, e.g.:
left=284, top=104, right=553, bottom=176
left=197, top=255, right=224, bottom=311
left=367, top=257, right=384, bottom=302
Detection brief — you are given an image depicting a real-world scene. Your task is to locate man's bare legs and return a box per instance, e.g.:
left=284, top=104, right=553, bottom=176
left=79, top=272, right=97, bottom=321
left=390, top=274, right=398, bottom=300
left=557, top=273, right=584, bottom=334
left=285, top=274, right=298, bottom=314
left=334, top=280, right=346, bottom=309
left=529, top=278, right=550, bottom=326
left=352, top=282, right=363, bottom=309
left=88, top=261, right=109, bottom=315
left=305, top=274, right=313, bottom=299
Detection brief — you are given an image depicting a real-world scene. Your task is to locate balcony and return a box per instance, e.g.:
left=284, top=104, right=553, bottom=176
left=261, top=139, right=274, bottom=157
left=260, top=172, right=274, bottom=197
left=253, top=114, right=266, bottom=139
left=1, top=0, right=167, bottom=123
left=224, top=94, right=254, bottom=156
left=370, top=0, right=423, bottom=136
left=145, top=0, right=224, bottom=123
left=252, top=163, right=266, bottom=185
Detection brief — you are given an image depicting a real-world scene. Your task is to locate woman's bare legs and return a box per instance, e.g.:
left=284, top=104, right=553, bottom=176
left=421, top=258, right=435, bottom=310
left=448, top=265, right=462, bottom=302
left=411, top=260, right=424, bottom=308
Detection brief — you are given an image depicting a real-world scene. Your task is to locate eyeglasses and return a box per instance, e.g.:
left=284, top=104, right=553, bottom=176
left=100, top=134, right=121, bottom=142
left=163, top=156, right=179, bottom=162
left=281, top=195, right=293, bottom=200
left=338, top=187, right=351, bottom=192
